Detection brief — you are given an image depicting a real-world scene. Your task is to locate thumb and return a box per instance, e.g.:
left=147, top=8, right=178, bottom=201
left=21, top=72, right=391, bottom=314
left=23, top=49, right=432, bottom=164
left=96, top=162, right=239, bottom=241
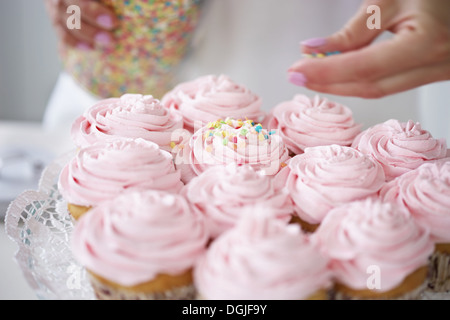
left=301, top=0, right=395, bottom=54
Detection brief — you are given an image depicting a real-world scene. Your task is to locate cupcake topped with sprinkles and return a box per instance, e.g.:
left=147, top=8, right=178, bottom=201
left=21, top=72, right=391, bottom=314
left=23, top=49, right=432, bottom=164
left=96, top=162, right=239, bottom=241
left=174, top=117, right=290, bottom=183
left=203, top=118, right=276, bottom=151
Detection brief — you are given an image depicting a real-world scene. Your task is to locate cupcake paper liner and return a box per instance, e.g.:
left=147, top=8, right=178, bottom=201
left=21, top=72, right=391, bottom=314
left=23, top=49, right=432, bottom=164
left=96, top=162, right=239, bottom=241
left=89, top=274, right=197, bottom=300
left=332, top=280, right=427, bottom=300
left=427, top=250, right=450, bottom=292
left=332, top=266, right=430, bottom=300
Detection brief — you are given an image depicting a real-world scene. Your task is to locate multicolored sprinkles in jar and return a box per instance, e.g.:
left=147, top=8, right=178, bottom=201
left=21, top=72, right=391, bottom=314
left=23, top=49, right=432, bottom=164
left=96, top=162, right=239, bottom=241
left=60, top=0, right=204, bottom=99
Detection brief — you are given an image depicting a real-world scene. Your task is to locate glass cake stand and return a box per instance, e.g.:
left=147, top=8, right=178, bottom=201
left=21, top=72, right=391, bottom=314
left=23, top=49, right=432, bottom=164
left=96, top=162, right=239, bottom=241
left=4, top=150, right=94, bottom=300
left=4, top=151, right=449, bottom=300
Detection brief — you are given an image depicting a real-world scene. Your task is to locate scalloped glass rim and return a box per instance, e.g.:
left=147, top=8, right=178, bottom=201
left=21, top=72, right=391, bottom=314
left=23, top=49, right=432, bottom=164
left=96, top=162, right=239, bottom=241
left=5, top=150, right=95, bottom=300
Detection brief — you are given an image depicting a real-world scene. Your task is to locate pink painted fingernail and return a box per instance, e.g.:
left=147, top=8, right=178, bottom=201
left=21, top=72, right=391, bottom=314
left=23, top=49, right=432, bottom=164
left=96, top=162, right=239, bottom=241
left=301, top=37, right=327, bottom=48
left=95, top=32, right=111, bottom=46
left=288, top=72, right=307, bottom=87
left=77, top=42, right=91, bottom=51
left=97, top=14, right=114, bottom=29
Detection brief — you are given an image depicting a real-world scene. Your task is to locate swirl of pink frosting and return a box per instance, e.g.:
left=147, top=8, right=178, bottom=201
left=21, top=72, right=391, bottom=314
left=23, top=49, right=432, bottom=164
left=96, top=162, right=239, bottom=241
left=380, top=160, right=450, bottom=243
left=71, top=94, right=183, bottom=152
left=194, top=210, right=333, bottom=299
left=183, top=164, right=293, bottom=239
left=313, top=198, right=434, bottom=291
left=352, top=119, right=447, bottom=181
left=174, top=118, right=291, bottom=183
left=267, top=94, right=362, bottom=154
left=72, top=190, right=208, bottom=286
left=161, top=74, right=265, bottom=132
left=58, top=138, right=183, bottom=207
left=286, top=145, right=386, bottom=225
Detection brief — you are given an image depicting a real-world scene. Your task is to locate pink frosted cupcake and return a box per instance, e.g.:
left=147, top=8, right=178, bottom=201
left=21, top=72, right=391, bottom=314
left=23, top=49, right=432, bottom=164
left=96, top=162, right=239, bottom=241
left=314, top=198, right=434, bottom=300
left=161, top=74, right=265, bottom=133
left=194, top=210, right=333, bottom=300
left=352, top=119, right=447, bottom=181
left=266, top=94, right=362, bottom=155
left=174, top=118, right=290, bottom=184
left=285, top=145, right=385, bottom=232
left=183, top=164, right=293, bottom=239
left=72, top=190, right=208, bottom=300
left=380, top=160, right=450, bottom=292
left=58, top=138, right=183, bottom=220
left=71, top=94, right=183, bottom=152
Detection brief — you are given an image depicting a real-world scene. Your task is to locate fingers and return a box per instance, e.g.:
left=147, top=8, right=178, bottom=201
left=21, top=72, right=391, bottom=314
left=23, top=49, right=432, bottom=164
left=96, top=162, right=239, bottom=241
left=290, top=0, right=415, bottom=93
left=288, top=11, right=450, bottom=98
left=305, top=61, right=450, bottom=98
left=290, top=29, right=436, bottom=85
left=61, top=0, right=119, bottom=30
left=289, top=0, right=450, bottom=98
left=53, top=22, right=80, bottom=48
left=374, top=61, right=450, bottom=96
left=59, top=11, right=115, bottom=48
left=301, top=0, right=396, bottom=54
left=46, top=0, right=119, bottom=49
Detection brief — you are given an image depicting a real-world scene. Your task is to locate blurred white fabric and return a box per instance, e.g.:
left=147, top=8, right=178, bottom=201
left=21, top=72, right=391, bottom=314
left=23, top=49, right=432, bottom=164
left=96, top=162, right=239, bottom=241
left=42, top=71, right=99, bottom=151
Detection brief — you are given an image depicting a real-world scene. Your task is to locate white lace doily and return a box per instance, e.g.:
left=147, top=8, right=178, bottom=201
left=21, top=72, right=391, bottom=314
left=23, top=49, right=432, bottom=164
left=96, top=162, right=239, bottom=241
left=4, top=150, right=95, bottom=300
left=4, top=151, right=449, bottom=300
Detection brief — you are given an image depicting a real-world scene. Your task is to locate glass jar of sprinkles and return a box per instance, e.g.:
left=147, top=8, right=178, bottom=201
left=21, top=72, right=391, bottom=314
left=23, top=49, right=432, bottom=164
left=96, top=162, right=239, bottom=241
left=59, top=0, right=205, bottom=99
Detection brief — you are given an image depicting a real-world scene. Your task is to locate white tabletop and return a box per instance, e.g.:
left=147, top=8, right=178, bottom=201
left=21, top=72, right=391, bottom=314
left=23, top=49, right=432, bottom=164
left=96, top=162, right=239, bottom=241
left=0, top=120, right=71, bottom=155
left=0, top=222, right=38, bottom=300
left=0, top=120, right=68, bottom=300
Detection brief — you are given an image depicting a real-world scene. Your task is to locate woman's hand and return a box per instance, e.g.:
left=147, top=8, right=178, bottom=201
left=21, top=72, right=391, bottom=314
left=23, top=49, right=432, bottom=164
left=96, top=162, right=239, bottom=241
left=288, top=0, right=450, bottom=98
left=45, top=0, right=119, bottom=50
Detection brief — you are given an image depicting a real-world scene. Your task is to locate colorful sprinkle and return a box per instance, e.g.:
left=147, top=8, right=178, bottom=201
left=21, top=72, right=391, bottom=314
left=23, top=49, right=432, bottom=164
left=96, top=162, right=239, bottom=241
left=201, top=117, right=274, bottom=155
left=245, top=119, right=255, bottom=126
left=302, top=51, right=341, bottom=59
